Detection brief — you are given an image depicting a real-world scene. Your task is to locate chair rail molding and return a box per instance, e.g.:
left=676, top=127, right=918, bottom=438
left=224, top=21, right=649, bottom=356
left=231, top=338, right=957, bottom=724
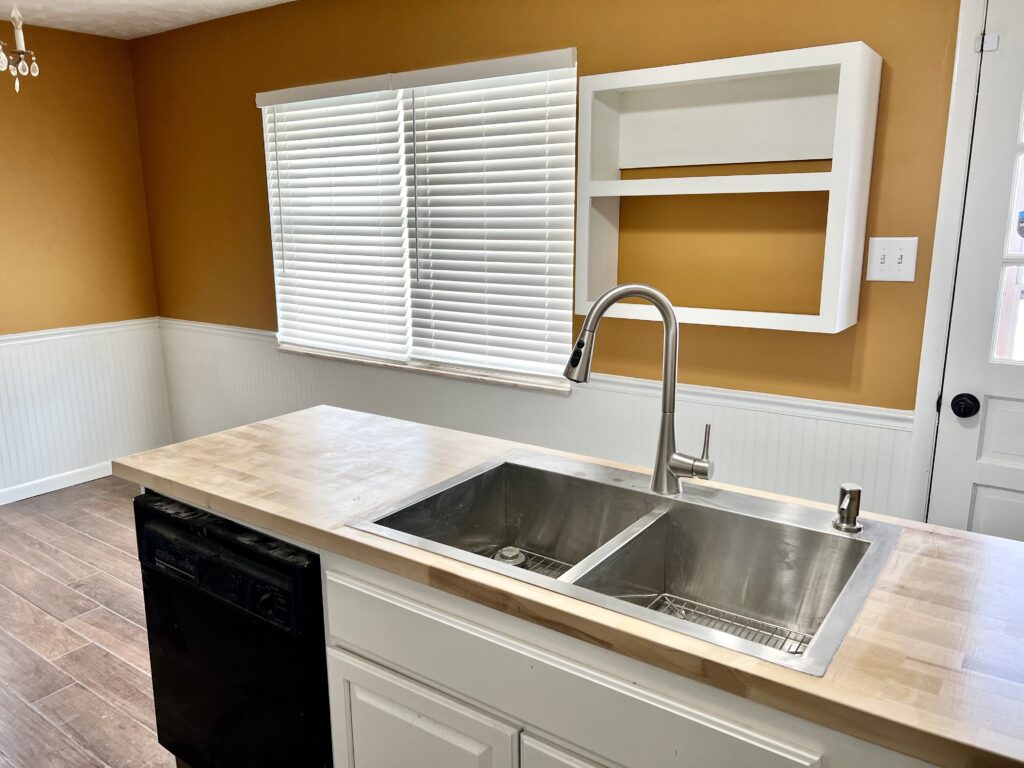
left=158, top=318, right=912, bottom=516
left=0, top=314, right=915, bottom=515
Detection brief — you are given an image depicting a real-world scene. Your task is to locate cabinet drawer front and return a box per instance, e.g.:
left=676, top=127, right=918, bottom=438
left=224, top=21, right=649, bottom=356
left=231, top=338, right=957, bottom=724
left=328, top=648, right=518, bottom=768
left=326, top=569, right=820, bottom=768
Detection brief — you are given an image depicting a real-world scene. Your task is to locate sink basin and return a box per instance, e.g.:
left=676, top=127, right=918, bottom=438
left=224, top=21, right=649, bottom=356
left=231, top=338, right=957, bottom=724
left=572, top=504, right=869, bottom=657
left=368, top=461, right=661, bottom=578
left=353, top=450, right=901, bottom=675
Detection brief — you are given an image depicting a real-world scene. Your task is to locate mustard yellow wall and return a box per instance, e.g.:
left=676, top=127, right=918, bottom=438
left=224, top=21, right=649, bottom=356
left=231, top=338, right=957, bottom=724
left=129, top=0, right=960, bottom=409
left=0, top=27, right=155, bottom=335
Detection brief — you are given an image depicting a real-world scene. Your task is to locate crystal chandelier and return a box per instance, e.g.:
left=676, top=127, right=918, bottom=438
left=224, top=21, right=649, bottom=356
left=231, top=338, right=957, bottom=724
left=0, top=6, right=38, bottom=93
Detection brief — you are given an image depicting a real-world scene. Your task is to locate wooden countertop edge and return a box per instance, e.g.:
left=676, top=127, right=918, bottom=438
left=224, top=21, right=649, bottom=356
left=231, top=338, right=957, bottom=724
left=111, top=459, right=1021, bottom=768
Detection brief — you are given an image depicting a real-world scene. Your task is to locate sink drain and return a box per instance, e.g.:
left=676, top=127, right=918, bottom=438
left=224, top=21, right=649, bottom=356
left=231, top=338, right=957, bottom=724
left=493, top=546, right=527, bottom=566
left=486, top=545, right=572, bottom=577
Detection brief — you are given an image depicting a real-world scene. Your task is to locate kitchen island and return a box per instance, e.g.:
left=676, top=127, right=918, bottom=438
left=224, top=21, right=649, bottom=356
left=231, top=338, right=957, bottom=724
left=114, top=405, right=1024, bottom=768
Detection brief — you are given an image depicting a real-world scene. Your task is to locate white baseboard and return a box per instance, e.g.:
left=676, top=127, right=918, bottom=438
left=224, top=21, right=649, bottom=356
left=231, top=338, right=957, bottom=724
left=158, top=318, right=915, bottom=517
left=0, top=461, right=114, bottom=506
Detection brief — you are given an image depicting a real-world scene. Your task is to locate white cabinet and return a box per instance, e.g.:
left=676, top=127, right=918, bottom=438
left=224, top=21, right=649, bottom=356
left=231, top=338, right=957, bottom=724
left=575, top=42, right=881, bottom=333
left=323, top=554, right=933, bottom=768
left=521, top=735, right=603, bottom=768
left=324, top=567, right=820, bottom=768
left=328, top=647, right=519, bottom=768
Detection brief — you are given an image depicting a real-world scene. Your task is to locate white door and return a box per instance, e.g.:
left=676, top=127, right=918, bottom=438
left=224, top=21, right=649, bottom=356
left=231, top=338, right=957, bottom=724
left=931, top=0, right=1024, bottom=539
left=521, top=735, right=604, bottom=768
left=327, top=648, right=519, bottom=768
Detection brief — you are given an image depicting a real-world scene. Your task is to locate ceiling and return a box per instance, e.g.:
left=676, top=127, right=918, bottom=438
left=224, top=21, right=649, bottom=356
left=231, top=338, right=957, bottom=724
left=0, top=0, right=294, bottom=40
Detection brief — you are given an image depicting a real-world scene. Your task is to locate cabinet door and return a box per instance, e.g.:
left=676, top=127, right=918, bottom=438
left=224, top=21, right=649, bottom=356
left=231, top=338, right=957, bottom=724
left=328, top=647, right=519, bottom=768
left=522, top=735, right=604, bottom=768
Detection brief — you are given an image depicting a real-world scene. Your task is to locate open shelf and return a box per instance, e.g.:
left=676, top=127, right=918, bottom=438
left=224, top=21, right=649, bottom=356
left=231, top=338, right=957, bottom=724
left=575, top=43, right=881, bottom=333
left=588, top=173, right=832, bottom=197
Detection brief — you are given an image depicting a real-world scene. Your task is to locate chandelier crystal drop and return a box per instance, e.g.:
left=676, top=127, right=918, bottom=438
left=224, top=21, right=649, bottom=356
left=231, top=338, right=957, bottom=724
left=2, top=5, right=39, bottom=94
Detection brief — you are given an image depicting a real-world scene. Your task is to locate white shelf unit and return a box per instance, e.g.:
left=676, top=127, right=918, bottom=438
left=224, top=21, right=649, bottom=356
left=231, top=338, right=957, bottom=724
left=575, top=42, right=882, bottom=333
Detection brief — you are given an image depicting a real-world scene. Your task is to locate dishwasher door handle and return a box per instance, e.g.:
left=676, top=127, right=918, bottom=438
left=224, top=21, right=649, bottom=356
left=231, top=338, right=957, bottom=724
left=153, top=555, right=198, bottom=583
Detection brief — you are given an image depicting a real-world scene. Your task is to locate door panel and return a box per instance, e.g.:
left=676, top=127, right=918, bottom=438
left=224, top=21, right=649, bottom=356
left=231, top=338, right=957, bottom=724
left=521, top=735, right=604, bottom=768
left=349, top=684, right=497, bottom=768
left=971, top=484, right=1024, bottom=538
left=931, top=0, right=1024, bottom=540
left=979, top=397, right=1024, bottom=465
left=328, top=647, right=518, bottom=768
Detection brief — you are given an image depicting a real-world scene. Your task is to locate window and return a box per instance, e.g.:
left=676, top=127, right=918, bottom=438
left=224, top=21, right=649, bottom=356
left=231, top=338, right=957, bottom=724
left=259, top=51, right=577, bottom=386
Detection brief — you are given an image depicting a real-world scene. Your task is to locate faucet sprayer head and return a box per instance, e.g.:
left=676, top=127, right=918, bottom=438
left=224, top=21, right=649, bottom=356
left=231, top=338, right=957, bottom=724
left=563, top=329, right=595, bottom=383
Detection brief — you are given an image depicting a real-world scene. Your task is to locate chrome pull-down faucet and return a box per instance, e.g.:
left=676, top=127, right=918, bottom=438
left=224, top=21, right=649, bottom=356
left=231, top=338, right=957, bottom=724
left=564, top=283, right=714, bottom=495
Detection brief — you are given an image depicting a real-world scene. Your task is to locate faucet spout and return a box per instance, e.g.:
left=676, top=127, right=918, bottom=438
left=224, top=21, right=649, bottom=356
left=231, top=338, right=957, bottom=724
left=564, top=284, right=677, bottom=413
left=564, top=283, right=713, bottom=494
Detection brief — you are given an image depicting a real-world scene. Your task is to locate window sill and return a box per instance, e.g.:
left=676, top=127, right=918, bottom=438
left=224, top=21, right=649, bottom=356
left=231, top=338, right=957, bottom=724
left=277, top=343, right=571, bottom=396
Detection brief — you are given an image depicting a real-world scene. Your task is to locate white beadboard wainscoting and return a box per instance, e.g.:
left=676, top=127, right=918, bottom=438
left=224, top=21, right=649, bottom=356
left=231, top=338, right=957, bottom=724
left=0, top=318, right=172, bottom=504
left=159, top=318, right=914, bottom=517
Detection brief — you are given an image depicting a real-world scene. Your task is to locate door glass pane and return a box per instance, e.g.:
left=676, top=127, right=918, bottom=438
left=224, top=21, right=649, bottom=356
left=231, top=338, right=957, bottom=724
left=994, top=264, right=1024, bottom=361
left=1010, top=155, right=1024, bottom=255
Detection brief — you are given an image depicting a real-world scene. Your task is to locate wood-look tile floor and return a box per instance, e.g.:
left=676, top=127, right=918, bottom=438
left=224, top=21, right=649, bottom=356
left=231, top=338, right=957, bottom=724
left=0, top=477, right=172, bottom=768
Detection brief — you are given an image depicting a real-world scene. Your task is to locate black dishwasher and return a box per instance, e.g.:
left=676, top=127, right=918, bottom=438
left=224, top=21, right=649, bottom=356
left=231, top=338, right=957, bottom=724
left=135, top=492, right=332, bottom=768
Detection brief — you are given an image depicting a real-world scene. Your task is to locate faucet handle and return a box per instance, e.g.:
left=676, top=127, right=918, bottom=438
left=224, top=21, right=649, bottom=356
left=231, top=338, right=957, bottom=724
left=666, top=423, right=714, bottom=481
left=692, top=423, right=714, bottom=480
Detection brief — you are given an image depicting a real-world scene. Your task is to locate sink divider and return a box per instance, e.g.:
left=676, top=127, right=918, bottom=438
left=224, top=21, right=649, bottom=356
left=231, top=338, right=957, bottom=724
left=558, top=506, right=671, bottom=584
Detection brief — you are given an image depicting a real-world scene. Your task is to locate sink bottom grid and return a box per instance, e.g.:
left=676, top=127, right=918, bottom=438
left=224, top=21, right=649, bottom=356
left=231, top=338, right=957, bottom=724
left=481, top=545, right=573, bottom=578
left=646, top=593, right=813, bottom=655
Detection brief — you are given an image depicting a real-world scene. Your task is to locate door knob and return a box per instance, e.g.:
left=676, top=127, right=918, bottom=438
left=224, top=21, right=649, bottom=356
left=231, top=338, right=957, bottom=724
left=950, top=393, right=981, bottom=418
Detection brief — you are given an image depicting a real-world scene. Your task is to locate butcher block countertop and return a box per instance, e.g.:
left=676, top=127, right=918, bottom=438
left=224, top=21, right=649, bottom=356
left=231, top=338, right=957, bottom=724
left=113, top=405, right=1024, bottom=768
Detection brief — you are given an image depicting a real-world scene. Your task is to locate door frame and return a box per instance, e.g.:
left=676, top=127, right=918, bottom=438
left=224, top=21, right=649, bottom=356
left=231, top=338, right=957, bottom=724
left=904, top=0, right=988, bottom=521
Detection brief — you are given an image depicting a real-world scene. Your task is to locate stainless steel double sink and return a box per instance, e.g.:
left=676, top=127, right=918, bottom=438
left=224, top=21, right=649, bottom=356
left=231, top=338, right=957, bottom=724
left=351, top=451, right=901, bottom=675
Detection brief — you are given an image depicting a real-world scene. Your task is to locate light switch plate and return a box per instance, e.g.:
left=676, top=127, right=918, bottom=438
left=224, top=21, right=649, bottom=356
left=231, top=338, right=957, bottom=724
left=866, top=237, right=918, bottom=282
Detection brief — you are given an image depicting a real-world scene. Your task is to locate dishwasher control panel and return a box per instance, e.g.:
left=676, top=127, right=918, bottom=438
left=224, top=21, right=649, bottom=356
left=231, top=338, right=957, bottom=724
left=136, top=495, right=313, bottom=634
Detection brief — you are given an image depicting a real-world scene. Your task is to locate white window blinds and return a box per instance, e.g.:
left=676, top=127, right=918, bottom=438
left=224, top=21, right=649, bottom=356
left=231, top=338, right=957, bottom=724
left=405, top=68, right=577, bottom=377
left=260, top=54, right=576, bottom=383
left=263, top=90, right=412, bottom=361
